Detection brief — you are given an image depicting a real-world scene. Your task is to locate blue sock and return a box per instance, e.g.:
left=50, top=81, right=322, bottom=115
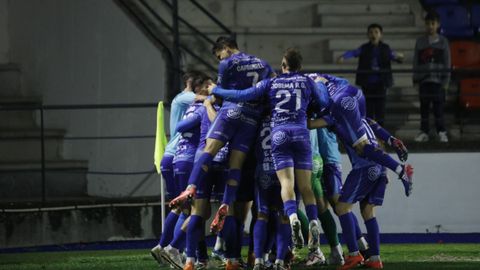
left=283, top=200, right=297, bottom=218
left=171, top=213, right=188, bottom=250
left=159, top=211, right=179, bottom=247
left=253, top=219, right=268, bottom=259
left=305, top=204, right=318, bottom=222
left=265, top=213, right=277, bottom=254
left=186, top=215, right=203, bottom=258
left=339, top=212, right=359, bottom=253
left=351, top=213, right=363, bottom=240
left=222, top=169, right=241, bottom=205
left=234, top=218, right=245, bottom=258
left=362, top=144, right=400, bottom=173
left=187, top=152, right=214, bottom=186
left=197, top=239, right=208, bottom=261
left=223, top=216, right=238, bottom=259
left=365, top=218, right=380, bottom=256
left=276, top=221, right=292, bottom=260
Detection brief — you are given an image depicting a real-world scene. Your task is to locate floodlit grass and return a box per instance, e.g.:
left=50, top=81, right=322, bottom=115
left=1, top=244, right=479, bottom=270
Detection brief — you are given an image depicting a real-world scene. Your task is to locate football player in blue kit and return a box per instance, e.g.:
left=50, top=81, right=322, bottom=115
left=208, top=48, right=326, bottom=252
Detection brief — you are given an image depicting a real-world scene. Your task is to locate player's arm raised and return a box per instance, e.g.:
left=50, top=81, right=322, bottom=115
left=209, top=79, right=269, bottom=102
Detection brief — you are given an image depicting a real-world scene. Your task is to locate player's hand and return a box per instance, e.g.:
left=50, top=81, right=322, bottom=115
left=207, top=82, right=217, bottom=95
left=203, top=95, right=216, bottom=106
left=389, top=136, right=408, bottom=162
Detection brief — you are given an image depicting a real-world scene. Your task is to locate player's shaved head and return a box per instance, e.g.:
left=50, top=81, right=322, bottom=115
left=283, top=48, right=303, bottom=72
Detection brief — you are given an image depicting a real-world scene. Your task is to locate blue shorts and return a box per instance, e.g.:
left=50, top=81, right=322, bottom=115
left=331, top=86, right=368, bottom=147
left=255, top=173, right=283, bottom=215
left=339, top=164, right=386, bottom=205
left=207, top=107, right=260, bottom=153
left=161, top=154, right=175, bottom=200
left=173, top=161, right=193, bottom=196
left=323, top=162, right=343, bottom=198
left=271, top=126, right=312, bottom=171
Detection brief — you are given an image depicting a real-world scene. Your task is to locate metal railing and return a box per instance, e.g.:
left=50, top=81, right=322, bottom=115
left=0, top=102, right=166, bottom=205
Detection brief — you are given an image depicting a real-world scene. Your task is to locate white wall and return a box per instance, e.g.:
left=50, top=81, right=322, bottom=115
left=0, top=0, right=9, bottom=63
left=344, top=152, right=480, bottom=233
left=7, top=0, right=167, bottom=197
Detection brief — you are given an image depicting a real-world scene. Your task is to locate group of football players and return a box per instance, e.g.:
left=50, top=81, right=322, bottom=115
left=150, top=36, right=414, bottom=270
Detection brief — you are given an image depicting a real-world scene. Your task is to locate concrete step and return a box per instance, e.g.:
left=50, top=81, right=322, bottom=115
left=0, top=129, right=65, bottom=161
left=332, top=50, right=415, bottom=64
left=0, top=96, right=41, bottom=128
left=0, top=160, right=88, bottom=200
left=319, top=14, right=415, bottom=27
left=328, top=39, right=416, bottom=51
left=0, top=64, right=21, bottom=96
left=317, top=3, right=411, bottom=15
left=196, top=26, right=425, bottom=35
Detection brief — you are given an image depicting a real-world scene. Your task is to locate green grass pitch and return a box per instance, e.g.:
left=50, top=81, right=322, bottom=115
left=1, top=244, right=479, bottom=270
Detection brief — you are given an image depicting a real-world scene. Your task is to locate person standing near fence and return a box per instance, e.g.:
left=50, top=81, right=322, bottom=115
left=337, top=23, right=404, bottom=126
left=413, top=11, right=451, bottom=143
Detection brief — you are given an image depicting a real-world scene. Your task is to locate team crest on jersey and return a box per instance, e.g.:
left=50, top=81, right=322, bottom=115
left=341, top=96, right=357, bottom=111
left=272, top=131, right=287, bottom=145
left=227, top=108, right=241, bottom=119
left=368, top=166, right=381, bottom=181
left=259, top=174, right=273, bottom=189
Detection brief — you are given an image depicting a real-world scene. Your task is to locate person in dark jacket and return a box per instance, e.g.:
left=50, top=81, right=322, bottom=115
left=337, top=23, right=404, bottom=126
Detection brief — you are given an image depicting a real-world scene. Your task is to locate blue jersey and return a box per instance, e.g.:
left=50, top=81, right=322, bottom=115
left=174, top=101, right=203, bottom=162
left=169, top=91, right=196, bottom=140
left=213, top=72, right=324, bottom=128
left=255, top=116, right=279, bottom=190
left=317, top=128, right=341, bottom=165
left=197, top=104, right=229, bottom=163
left=217, top=52, right=274, bottom=115
left=306, top=73, right=350, bottom=102
left=344, top=119, right=379, bottom=169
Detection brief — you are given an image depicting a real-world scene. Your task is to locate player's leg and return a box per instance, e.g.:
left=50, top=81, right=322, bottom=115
left=360, top=202, right=383, bottom=269
left=152, top=154, right=179, bottom=265
left=211, top=150, right=247, bottom=233
left=360, top=173, right=388, bottom=269
left=185, top=168, right=215, bottom=270
left=185, top=199, right=210, bottom=270
left=275, top=166, right=303, bottom=249
left=170, top=138, right=225, bottom=207
left=212, top=114, right=258, bottom=233
left=171, top=110, right=236, bottom=207
left=335, top=169, right=365, bottom=270
left=332, top=90, right=412, bottom=196
left=274, top=214, right=293, bottom=270
left=295, top=168, right=320, bottom=250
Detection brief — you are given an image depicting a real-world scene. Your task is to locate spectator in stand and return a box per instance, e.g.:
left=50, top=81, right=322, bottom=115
left=337, top=23, right=404, bottom=126
left=413, top=10, right=450, bottom=143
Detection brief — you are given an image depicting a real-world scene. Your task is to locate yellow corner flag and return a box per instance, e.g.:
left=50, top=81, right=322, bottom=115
left=154, top=101, right=168, bottom=174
